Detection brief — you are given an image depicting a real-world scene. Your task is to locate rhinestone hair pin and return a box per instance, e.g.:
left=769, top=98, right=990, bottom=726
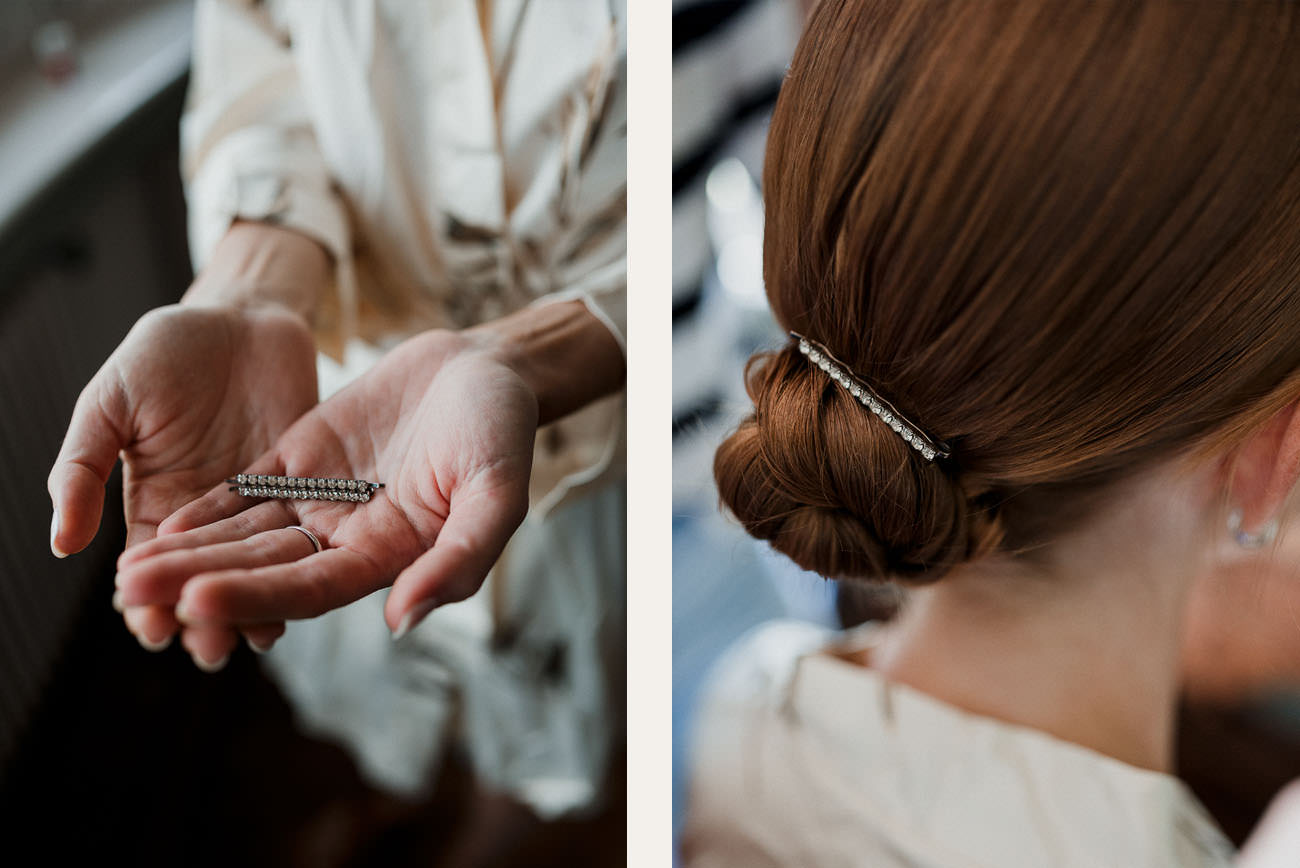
left=225, top=474, right=384, bottom=503
left=791, top=332, right=951, bottom=462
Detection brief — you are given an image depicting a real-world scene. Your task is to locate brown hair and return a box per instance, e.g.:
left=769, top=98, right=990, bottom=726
left=716, top=0, right=1300, bottom=582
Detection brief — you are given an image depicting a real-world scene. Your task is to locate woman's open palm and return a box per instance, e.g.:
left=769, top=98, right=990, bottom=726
left=49, top=304, right=319, bottom=656
left=115, top=328, right=537, bottom=648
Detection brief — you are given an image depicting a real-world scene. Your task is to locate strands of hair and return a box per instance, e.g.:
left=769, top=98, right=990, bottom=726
left=716, top=0, right=1300, bottom=583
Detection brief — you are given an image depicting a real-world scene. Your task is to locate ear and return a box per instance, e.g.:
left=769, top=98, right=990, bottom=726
left=1225, top=399, right=1300, bottom=533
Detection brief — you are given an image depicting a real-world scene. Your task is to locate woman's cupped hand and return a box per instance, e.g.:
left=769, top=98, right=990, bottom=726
left=110, top=327, right=537, bottom=668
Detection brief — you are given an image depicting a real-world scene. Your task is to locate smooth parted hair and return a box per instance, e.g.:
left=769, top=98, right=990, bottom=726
left=716, top=0, right=1300, bottom=583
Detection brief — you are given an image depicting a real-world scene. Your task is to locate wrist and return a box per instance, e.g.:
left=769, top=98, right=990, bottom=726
left=182, top=221, right=332, bottom=325
left=466, top=299, right=625, bottom=426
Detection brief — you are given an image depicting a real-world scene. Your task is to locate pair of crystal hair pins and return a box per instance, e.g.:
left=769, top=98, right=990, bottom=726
left=225, top=474, right=384, bottom=503
left=792, top=332, right=951, bottom=463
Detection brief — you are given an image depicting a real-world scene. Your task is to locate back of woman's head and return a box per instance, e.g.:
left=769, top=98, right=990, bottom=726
left=716, top=0, right=1300, bottom=582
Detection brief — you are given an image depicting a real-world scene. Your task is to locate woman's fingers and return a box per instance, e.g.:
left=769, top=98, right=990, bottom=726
left=180, top=625, right=241, bottom=672
left=123, top=604, right=180, bottom=651
left=180, top=624, right=287, bottom=668
left=176, top=548, right=382, bottom=625
left=385, top=480, right=528, bottom=635
left=122, top=606, right=283, bottom=666
left=242, top=622, right=286, bottom=653
left=117, top=524, right=325, bottom=608
left=155, top=455, right=283, bottom=536
left=118, top=500, right=296, bottom=570
left=48, top=376, right=130, bottom=557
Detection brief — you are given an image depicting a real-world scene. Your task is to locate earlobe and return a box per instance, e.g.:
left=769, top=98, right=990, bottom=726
left=1227, top=508, right=1278, bottom=549
left=1224, top=399, right=1300, bottom=536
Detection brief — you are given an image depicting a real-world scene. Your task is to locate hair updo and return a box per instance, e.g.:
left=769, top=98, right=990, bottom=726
left=716, top=344, right=1002, bottom=580
left=715, top=0, right=1300, bottom=584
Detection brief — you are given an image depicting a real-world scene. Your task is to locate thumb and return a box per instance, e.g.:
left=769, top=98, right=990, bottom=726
left=48, top=374, right=130, bottom=557
left=385, top=478, right=528, bottom=637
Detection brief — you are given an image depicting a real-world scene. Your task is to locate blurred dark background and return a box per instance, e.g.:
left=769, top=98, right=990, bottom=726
left=0, top=3, right=623, bottom=864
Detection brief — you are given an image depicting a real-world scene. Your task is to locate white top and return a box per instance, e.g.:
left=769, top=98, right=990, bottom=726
left=180, top=1, right=627, bottom=815
left=182, top=0, right=626, bottom=515
left=684, top=620, right=1236, bottom=868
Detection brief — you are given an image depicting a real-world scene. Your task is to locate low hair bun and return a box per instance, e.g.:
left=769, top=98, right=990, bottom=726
left=714, top=345, right=1002, bottom=583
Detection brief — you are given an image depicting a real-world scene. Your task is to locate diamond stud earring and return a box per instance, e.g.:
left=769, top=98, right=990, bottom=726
left=1228, top=508, right=1278, bottom=549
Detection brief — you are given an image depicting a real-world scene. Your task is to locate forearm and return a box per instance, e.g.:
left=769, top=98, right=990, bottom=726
left=181, top=220, right=333, bottom=324
left=468, top=299, right=626, bottom=426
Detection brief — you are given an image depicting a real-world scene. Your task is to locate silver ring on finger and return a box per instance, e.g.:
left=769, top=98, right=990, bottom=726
left=287, top=525, right=323, bottom=553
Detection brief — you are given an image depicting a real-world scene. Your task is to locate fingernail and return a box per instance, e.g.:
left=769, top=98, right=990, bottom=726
left=137, top=632, right=172, bottom=653
left=50, top=510, right=67, bottom=558
left=392, top=598, right=438, bottom=641
left=191, top=652, right=228, bottom=673
left=111, top=590, right=124, bottom=613
left=246, top=637, right=272, bottom=655
left=114, top=572, right=124, bottom=589
left=175, top=598, right=194, bottom=624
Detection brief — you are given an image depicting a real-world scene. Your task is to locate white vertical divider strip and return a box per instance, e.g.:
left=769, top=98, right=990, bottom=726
left=625, top=2, right=673, bottom=865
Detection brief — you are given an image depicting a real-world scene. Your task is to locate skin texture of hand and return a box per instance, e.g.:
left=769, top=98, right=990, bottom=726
left=48, top=303, right=319, bottom=664
left=115, top=327, right=538, bottom=640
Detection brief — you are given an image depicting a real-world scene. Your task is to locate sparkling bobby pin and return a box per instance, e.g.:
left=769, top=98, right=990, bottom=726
left=225, top=474, right=385, bottom=503
left=791, top=332, right=951, bottom=462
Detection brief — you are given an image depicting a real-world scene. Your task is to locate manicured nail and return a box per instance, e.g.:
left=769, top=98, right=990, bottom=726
left=191, top=652, right=228, bottom=673
left=175, top=598, right=194, bottom=624
left=392, top=598, right=438, bottom=640
left=114, top=572, right=124, bottom=588
left=50, top=510, right=67, bottom=558
left=246, top=636, right=272, bottom=655
left=111, top=590, right=124, bottom=613
left=137, top=632, right=172, bottom=653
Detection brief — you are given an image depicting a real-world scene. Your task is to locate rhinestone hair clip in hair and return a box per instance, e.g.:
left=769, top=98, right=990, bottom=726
left=792, top=332, right=951, bottom=462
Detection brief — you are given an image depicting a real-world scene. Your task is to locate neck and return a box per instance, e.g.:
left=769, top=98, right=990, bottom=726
left=870, top=490, right=1206, bottom=773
